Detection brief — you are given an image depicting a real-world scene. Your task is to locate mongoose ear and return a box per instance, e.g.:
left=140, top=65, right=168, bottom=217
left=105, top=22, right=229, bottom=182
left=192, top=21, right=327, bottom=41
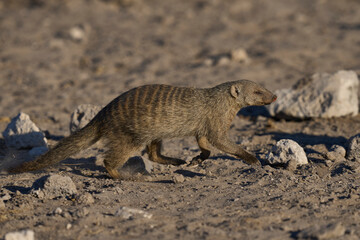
left=230, top=85, right=240, bottom=98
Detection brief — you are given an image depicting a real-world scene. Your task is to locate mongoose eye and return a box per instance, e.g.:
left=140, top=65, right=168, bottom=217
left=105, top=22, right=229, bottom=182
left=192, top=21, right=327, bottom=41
left=254, top=91, right=263, bottom=95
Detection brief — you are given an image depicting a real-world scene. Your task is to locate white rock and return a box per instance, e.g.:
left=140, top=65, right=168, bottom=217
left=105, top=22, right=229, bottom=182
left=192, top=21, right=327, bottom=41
left=266, top=139, right=308, bottom=166
left=69, top=104, right=103, bottom=133
left=346, top=134, right=360, bottom=162
left=3, top=113, right=48, bottom=149
left=5, top=230, right=34, bottom=240
left=268, top=70, right=359, bottom=119
left=114, top=207, right=152, bottom=220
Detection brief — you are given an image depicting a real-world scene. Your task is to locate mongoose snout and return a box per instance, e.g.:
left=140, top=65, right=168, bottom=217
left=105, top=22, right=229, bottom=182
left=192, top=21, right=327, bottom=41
left=8, top=80, right=277, bottom=179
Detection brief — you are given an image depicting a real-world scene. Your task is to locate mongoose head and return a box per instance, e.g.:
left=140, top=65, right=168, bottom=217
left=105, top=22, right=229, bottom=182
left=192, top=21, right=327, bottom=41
left=230, top=80, right=277, bottom=107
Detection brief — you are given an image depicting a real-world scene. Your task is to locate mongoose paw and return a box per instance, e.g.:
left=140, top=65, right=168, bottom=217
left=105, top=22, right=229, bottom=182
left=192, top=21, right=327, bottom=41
left=171, top=159, right=187, bottom=166
left=187, top=155, right=204, bottom=167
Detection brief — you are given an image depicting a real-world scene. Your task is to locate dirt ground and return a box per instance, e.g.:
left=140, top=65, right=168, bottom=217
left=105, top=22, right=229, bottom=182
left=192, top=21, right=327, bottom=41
left=1, top=0, right=360, bottom=239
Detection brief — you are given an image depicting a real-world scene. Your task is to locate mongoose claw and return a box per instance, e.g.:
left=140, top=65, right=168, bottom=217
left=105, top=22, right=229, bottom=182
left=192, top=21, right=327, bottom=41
left=172, top=159, right=187, bottom=166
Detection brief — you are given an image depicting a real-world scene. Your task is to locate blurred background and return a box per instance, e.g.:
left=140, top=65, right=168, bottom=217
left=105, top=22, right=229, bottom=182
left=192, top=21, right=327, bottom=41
left=0, top=0, right=359, bottom=134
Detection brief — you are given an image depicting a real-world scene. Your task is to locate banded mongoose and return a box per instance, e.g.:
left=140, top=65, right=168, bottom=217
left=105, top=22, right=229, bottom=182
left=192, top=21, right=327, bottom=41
left=8, top=80, right=277, bottom=179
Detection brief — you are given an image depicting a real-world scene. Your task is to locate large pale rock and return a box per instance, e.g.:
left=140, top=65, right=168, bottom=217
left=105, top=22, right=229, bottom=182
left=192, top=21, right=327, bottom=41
left=69, top=104, right=102, bottom=133
left=268, top=70, right=359, bottom=119
left=266, top=139, right=308, bottom=167
left=2, top=113, right=47, bottom=149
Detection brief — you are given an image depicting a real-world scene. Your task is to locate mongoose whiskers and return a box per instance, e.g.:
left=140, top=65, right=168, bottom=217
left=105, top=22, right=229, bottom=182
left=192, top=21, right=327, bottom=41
left=8, top=80, right=277, bottom=179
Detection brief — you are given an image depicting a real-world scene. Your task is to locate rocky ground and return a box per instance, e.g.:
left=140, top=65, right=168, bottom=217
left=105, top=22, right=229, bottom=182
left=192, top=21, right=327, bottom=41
left=1, top=0, right=360, bottom=239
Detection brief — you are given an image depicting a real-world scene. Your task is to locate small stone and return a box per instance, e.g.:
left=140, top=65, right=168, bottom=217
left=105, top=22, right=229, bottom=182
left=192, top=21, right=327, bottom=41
left=297, top=223, right=346, bottom=240
left=76, top=192, right=95, bottom=205
left=346, top=134, right=360, bottom=162
left=114, top=207, right=152, bottom=220
left=5, top=229, right=34, bottom=240
left=69, top=104, right=103, bottom=133
left=53, top=207, right=63, bottom=215
left=31, top=174, right=77, bottom=199
left=172, top=174, right=185, bottom=183
left=326, top=151, right=345, bottom=162
left=217, top=56, right=231, bottom=66
left=75, top=207, right=89, bottom=218
left=66, top=223, right=72, bottom=230
left=230, top=48, right=250, bottom=64
left=69, top=24, right=90, bottom=42
left=3, top=112, right=48, bottom=149
left=329, top=145, right=346, bottom=157
left=203, top=58, right=214, bottom=67
left=266, top=139, right=308, bottom=167
left=114, top=187, right=124, bottom=194
left=62, top=212, right=71, bottom=219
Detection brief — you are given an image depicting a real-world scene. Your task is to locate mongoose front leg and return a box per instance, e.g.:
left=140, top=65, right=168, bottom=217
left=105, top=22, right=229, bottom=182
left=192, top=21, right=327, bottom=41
left=210, top=136, right=259, bottom=165
left=147, top=140, right=186, bottom=166
left=188, top=136, right=211, bottom=166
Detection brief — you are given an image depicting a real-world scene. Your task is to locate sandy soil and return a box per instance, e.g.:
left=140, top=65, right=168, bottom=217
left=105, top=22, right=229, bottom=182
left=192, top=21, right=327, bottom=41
left=1, top=0, right=360, bottom=239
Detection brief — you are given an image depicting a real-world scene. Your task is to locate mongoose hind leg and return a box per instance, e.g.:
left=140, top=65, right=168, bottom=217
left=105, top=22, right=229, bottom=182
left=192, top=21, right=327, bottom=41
left=210, top=135, right=260, bottom=165
left=147, top=140, right=186, bottom=166
left=188, top=136, right=211, bottom=166
left=103, top=141, right=141, bottom=179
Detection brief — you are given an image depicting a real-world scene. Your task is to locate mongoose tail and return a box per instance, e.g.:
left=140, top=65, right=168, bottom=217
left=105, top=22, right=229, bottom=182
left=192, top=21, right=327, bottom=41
left=7, top=119, right=101, bottom=173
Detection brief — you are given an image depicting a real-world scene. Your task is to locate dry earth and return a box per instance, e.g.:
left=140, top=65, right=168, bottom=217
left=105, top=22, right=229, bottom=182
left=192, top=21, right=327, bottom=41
left=1, top=0, right=360, bottom=239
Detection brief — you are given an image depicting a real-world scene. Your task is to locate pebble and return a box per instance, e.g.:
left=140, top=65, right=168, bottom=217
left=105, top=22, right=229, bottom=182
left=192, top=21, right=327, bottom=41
left=114, top=207, right=152, bottom=220
left=76, top=192, right=95, bottom=205
left=230, top=48, right=250, bottom=64
left=53, top=207, right=63, bottom=215
left=172, top=174, right=185, bottom=183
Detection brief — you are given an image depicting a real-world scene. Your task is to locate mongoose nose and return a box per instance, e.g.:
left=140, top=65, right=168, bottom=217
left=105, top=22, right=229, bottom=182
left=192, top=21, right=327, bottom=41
left=272, top=95, right=277, bottom=102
